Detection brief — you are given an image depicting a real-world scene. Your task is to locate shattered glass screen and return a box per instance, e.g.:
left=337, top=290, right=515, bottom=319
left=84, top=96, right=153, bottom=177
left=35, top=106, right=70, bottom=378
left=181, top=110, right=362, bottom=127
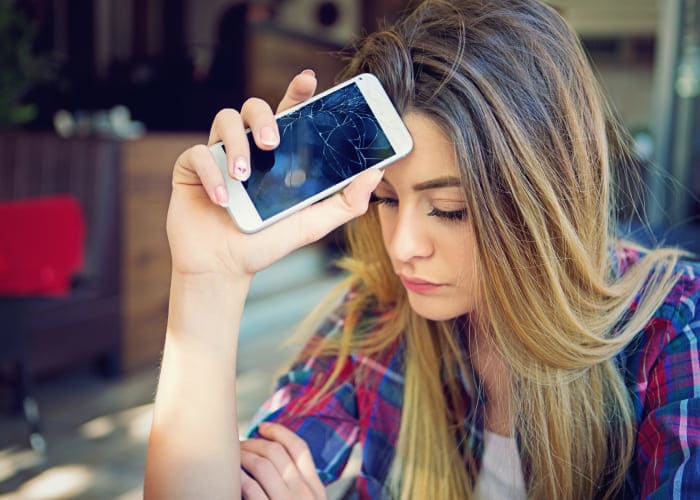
left=243, top=82, right=396, bottom=220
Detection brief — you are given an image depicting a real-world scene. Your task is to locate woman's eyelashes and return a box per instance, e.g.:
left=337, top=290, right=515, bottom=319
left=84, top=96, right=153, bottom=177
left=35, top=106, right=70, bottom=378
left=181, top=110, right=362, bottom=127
left=370, top=193, right=398, bottom=206
left=428, top=207, right=468, bottom=221
left=370, top=193, right=467, bottom=222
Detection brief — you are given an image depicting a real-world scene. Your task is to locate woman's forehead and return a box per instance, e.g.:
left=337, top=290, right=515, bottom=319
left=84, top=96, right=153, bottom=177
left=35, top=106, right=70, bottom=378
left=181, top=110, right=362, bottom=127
left=383, top=113, right=459, bottom=186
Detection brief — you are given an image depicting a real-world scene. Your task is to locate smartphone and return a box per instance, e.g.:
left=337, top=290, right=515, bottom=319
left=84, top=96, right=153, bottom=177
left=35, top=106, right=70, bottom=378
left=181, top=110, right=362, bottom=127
left=208, top=73, right=413, bottom=233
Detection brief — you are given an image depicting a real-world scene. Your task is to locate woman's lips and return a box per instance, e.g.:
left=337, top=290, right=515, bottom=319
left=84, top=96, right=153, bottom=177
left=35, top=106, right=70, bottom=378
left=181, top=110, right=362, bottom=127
left=399, top=275, right=446, bottom=293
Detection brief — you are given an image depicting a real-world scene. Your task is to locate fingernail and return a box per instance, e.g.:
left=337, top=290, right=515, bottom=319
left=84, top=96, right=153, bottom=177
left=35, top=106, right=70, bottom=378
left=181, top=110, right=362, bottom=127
left=301, top=68, right=315, bottom=77
left=215, top=185, right=229, bottom=207
left=259, top=126, right=278, bottom=147
left=234, top=156, right=249, bottom=180
left=369, top=168, right=384, bottom=183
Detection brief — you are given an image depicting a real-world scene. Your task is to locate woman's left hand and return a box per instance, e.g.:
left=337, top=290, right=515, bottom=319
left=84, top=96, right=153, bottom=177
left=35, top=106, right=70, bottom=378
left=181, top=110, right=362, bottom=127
left=240, top=422, right=327, bottom=500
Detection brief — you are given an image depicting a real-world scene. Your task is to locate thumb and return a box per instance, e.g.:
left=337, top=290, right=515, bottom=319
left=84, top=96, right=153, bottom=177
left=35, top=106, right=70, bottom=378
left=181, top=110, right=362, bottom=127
left=257, top=168, right=383, bottom=255
left=336, top=168, right=384, bottom=217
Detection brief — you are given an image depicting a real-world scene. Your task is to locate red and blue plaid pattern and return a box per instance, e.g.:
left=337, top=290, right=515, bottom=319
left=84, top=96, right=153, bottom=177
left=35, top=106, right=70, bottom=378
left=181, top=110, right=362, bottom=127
left=248, top=249, right=700, bottom=498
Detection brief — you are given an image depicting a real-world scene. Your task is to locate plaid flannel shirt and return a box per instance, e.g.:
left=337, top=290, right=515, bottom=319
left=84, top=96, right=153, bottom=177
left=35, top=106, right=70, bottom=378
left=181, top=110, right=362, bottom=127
left=248, top=249, right=700, bottom=498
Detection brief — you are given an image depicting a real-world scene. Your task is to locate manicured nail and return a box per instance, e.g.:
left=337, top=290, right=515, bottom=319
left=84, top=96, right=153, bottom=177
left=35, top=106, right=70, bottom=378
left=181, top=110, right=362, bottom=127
left=259, top=126, right=278, bottom=147
left=215, top=185, right=228, bottom=207
left=234, top=156, right=249, bottom=180
left=367, top=168, right=384, bottom=184
left=301, top=68, right=315, bottom=77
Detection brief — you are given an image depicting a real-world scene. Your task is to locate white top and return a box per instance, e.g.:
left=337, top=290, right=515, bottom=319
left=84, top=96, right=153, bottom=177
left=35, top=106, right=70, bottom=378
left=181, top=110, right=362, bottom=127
left=473, top=431, right=527, bottom=499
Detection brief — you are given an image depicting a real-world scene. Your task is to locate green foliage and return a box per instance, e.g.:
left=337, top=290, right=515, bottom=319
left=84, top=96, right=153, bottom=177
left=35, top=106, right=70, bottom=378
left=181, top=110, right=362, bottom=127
left=0, top=0, right=52, bottom=127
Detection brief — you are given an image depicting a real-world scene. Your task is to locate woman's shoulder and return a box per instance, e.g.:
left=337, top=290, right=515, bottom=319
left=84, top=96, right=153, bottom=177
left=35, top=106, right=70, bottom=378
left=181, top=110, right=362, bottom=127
left=618, top=249, right=700, bottom=401
left=615, top=251, right=700, bottom=495
left=614, top=245, right=699, bottom=324
left=659, top=258, right=700, bottom=325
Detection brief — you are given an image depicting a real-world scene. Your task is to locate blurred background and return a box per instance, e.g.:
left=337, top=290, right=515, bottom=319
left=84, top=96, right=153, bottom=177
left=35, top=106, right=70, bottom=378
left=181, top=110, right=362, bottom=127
left=0, top=0, right=698, bottom=498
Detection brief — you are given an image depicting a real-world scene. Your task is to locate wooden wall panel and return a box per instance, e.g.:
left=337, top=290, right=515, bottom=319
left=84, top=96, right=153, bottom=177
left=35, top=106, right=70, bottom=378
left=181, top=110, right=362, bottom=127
left=547, top=0, right=658, bottom=37
left=248, top=27, right=347, bottom=107
left=121, top=133, right=206, bottom=372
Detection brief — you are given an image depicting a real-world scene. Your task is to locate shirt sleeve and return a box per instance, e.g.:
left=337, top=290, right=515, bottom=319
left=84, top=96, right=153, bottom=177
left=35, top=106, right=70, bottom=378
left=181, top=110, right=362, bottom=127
left=635, top=265, right=700, bottom=499
left=245, top=301, right=360, bottom=485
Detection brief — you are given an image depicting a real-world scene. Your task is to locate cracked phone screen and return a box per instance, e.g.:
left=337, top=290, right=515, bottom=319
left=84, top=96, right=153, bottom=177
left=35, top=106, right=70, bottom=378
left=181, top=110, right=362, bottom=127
left=243, top=82, right=395, bottom=220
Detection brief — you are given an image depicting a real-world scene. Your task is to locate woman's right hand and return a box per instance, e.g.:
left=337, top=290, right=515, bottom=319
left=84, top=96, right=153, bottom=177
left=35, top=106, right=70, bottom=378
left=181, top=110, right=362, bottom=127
left=149, top=72, right=379, bottom=500
left=166, top=70, right=383, bottom=283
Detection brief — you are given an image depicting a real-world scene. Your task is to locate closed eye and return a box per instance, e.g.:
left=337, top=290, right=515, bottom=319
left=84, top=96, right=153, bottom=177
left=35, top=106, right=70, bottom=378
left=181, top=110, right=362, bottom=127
left=428, top=207, right=467, bottom=221
left=372, top=193, right=467, bottom=222
left=370, top=193, right=398, bottom=206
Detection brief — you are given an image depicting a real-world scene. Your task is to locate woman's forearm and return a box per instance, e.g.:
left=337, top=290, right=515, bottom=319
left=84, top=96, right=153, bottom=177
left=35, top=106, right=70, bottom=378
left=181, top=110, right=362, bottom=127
left=144, top=272, right=251, bottom=500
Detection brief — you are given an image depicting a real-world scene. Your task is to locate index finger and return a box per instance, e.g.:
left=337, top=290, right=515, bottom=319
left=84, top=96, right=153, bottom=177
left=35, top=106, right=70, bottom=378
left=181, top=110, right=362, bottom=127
left=207, top=108, right=251, bottom=182
left=258, top=422, right=325, bottom=498
left=276, top=69, right=318, bottom=113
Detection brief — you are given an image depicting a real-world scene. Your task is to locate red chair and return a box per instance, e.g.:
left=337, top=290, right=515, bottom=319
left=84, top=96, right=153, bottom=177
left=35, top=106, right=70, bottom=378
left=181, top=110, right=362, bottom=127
left=0, top=195, right=85, bottom=452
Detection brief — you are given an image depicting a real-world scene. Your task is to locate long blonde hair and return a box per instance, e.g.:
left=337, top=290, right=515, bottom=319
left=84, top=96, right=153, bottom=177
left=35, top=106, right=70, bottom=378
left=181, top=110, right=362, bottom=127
left=297, top=1, right=683, bottom=497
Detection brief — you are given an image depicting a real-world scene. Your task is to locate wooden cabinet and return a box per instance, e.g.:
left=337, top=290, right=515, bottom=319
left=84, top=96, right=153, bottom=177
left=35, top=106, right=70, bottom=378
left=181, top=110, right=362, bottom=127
left=247, top=25, right=347, bottom=107
left=121, top=133, right=205, bottom=372
left=547, top=0, right=657, bottom=37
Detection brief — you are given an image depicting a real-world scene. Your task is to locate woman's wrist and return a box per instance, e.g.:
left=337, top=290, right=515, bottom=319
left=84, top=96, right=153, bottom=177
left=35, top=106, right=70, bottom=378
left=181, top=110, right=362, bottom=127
left=166, top=271, right=251, bottom=360
left=170, top=269, right=252, bottom=295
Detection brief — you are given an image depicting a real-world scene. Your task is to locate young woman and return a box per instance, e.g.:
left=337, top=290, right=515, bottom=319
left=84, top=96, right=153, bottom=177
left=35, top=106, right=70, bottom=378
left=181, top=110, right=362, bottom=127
left=144, top=1, right=700, bottom=498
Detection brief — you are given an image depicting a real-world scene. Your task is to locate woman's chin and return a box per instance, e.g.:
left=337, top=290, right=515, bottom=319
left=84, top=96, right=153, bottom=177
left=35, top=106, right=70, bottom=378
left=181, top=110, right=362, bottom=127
left=406, top=293, right=469, bottom=322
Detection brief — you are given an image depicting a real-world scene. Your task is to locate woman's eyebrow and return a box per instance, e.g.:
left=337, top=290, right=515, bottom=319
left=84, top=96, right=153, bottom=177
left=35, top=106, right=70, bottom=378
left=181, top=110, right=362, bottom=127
left=379, top=176, right=462, bottom=191
left=413, top=176, right=462, bottom=191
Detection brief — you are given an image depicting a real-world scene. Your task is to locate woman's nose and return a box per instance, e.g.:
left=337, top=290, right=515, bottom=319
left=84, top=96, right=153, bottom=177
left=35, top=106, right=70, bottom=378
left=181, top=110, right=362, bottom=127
left=387, top=209, right=433, bottom=263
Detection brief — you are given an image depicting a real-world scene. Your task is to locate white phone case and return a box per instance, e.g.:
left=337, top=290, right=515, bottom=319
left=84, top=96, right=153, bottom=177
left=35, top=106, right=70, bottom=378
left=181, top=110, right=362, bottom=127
left=209, top=73, right=413, bottom=233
